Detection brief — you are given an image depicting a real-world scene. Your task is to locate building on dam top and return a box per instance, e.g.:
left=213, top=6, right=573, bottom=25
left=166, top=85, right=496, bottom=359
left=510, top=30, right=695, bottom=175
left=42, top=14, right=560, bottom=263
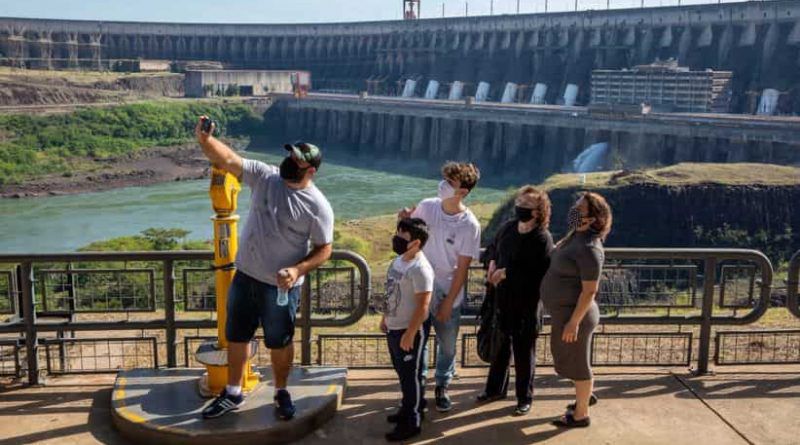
left=184, top=69, right=311, bottom=97
left=590, top=60, right=733, bottom=114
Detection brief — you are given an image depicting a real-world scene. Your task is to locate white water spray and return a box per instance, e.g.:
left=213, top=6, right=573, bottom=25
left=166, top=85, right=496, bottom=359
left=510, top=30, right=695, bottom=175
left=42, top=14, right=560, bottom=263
left=571, top=142, right=609, bottom=173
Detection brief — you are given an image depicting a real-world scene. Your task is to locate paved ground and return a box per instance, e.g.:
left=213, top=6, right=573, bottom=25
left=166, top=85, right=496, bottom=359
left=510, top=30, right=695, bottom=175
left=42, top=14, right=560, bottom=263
left=1, top=366, right=798, bottom=445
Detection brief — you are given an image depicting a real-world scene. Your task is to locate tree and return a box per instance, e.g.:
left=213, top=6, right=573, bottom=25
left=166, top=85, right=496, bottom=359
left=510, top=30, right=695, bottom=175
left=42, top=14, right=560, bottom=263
left=140, top=228, right=190, bottom=251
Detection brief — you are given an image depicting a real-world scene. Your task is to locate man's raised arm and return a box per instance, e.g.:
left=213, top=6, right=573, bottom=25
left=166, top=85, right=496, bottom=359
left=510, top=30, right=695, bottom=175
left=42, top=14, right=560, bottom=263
left=195, top=115, right=243, bottom=178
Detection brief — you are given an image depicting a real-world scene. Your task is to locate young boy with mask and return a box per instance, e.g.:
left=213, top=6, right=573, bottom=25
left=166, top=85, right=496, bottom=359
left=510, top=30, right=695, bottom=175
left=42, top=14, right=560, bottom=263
left=398, top=162, right=481, bottom=412
left=380, top=218, right=434, bottom=442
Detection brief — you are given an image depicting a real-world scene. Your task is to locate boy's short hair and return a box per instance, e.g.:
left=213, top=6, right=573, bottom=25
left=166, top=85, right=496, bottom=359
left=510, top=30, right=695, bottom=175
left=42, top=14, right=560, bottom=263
left=442, top=161, right=480, bottom=191
left=397, top=217, right=429, bottom=249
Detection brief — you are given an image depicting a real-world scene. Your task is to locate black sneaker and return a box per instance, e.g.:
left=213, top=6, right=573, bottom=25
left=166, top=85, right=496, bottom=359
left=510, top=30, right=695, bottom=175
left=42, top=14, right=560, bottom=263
left=201, top=389, right=244, bottom=419
left=387, top=409, right=425, bottom=424
left=434, top=386, right=452, bottom=412
left=385, top=423, right=421, bottom=442
left=274, top=389, right=296, bottom=420
left=388, top=398, right=427, bottom=423
left=476, top=392, right=506, bottom=404
left=513, top=403, right=531, bottom=416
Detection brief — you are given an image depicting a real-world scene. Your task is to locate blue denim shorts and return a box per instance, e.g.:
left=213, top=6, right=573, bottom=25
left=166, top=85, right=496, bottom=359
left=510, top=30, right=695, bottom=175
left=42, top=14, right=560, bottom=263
left=225, top=271, right=300, bottom=349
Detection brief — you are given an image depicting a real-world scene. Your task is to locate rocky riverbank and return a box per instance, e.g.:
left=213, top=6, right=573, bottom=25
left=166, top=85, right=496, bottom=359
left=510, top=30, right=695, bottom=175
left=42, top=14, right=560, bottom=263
left=1, top=143, right=212, bottom=198
left=485, top=163, right=800, bottom=262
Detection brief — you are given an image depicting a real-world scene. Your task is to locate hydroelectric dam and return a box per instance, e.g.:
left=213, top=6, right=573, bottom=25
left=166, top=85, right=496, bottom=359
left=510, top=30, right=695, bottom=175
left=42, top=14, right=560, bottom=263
left=3, top=1, right=800, bottom=111
left=2, top=1, right=800, bottom=174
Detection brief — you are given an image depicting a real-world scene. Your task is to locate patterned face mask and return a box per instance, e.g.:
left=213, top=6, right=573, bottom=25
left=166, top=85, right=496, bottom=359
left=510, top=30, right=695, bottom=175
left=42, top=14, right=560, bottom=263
left=567, top=206, right=584, bottom=232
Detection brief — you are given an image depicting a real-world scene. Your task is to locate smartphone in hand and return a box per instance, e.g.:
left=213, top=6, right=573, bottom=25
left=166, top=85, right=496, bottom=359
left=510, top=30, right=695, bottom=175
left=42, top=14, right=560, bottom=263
left=201, top=117, right=217, bottom=135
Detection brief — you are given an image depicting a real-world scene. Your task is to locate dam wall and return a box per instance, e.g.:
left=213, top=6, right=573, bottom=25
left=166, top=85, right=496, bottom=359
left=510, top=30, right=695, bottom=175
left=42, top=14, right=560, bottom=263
left=268, top=95, right=800, bottom=179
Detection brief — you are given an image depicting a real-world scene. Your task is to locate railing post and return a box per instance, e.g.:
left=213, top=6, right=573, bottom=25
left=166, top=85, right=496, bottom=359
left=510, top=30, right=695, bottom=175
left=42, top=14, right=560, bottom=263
left=300, top=278, right=312, bottom=366
left=66, top=262, right=76, bottom=320
left=696, top=257, right=717, bottom=375
left=21, top=261, right=39, bottom=385
left=317, top=334, right=323, bottom=365
left=787, top=250, right=800, bottom=320
left=164, top=259, right=177, bottom=368
left=59, top=262, right=75, bottom=372
left=15, top=265, right=23, bottom=318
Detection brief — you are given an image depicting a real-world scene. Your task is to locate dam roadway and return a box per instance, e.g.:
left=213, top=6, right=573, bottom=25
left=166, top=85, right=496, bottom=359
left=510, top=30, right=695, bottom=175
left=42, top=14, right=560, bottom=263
left=270, top=93, right=800, bottom=177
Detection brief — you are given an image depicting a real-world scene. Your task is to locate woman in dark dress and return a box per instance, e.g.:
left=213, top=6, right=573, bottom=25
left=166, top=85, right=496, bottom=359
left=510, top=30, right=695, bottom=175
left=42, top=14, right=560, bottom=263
left=477, top=186, right=553, bottom=416
left=540, top=192, right=612, bottom=428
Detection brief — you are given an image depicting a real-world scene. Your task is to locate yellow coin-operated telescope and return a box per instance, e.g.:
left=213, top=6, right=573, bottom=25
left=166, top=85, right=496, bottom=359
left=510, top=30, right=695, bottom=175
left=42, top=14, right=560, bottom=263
left=195, top=166, right=260, bottom=397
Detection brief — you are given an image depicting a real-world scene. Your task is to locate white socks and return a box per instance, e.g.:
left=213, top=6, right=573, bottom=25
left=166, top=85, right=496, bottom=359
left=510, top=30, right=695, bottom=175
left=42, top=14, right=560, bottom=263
left=226, top=385, right=242, bottom=396
left=225, top=385, right=287, bottom=396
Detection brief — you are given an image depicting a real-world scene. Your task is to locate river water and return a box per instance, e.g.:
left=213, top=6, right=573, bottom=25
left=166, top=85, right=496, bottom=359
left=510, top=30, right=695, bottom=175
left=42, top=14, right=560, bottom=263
left=0, top=149, right=509, bottom=253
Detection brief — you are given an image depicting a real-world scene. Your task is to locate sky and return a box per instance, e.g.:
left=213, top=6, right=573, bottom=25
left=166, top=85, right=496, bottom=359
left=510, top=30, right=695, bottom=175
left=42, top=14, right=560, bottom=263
left=1, top=0, right=750, bottom=23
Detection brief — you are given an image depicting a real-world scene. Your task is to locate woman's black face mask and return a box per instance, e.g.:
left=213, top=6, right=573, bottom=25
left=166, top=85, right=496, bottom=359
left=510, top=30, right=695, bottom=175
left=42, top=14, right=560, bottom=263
left=279, top=156, right=307, bottom=183
left=515, top=206, right=534, bottom=223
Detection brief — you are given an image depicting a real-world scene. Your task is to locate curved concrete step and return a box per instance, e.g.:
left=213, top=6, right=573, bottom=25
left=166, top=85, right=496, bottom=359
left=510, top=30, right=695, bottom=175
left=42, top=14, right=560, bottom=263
left=111, top=367, right=346, bottom=445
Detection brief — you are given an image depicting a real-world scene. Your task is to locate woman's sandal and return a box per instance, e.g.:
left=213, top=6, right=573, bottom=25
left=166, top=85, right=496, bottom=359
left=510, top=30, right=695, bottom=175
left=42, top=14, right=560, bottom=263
left=566, top=393, right=598, bottom=412
left=552, top=413, right=591, bottom=428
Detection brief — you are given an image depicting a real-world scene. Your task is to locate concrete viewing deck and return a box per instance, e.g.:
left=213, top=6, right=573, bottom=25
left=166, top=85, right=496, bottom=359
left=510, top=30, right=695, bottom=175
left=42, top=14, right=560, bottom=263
left=1, top=366, right=798, bottom=445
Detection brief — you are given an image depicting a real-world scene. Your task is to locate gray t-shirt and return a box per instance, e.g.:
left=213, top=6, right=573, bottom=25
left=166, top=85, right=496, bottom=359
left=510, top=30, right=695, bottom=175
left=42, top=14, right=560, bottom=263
left=383, top=254, right=434, bottom=331
left=540, top=230, right=604, bottom=308
left=235, top=159, right=334, bottom=287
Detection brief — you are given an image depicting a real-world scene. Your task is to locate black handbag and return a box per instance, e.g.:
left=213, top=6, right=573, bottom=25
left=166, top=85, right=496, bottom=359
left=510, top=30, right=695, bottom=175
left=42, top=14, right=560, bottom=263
left=476, top=285, right=507, bottom=364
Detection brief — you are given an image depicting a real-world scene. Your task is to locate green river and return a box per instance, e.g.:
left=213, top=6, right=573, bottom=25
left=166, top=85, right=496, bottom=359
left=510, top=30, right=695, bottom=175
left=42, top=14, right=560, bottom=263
left=0, top=149, right=510, bottom=253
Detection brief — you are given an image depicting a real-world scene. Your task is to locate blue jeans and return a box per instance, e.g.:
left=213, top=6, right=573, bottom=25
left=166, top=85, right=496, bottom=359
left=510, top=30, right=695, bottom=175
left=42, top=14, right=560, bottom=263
left=422, top=303, right=462, bottom=388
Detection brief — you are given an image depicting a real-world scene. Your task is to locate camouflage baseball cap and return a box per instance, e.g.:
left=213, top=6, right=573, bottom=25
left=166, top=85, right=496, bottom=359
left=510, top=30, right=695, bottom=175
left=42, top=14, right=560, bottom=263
left=284, top=141, right=322, bottom=169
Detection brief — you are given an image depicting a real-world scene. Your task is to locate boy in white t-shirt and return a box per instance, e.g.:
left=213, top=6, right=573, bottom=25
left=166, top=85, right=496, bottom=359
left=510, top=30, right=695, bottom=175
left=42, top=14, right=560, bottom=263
left=398, top=162, right=481, bottom=413
left=380, top=218, right=434, bottom=442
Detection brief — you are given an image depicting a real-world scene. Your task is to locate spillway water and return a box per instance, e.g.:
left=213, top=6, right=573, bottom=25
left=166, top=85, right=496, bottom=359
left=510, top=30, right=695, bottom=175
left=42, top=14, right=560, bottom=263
left=571, top=142, right=609, bottom=173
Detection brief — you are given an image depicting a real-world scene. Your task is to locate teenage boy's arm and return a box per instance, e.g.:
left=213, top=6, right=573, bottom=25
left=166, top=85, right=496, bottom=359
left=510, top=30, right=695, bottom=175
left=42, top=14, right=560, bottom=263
left=400, top=290, right=432, bottom=351
left=435, top=255, right=471, bottom=322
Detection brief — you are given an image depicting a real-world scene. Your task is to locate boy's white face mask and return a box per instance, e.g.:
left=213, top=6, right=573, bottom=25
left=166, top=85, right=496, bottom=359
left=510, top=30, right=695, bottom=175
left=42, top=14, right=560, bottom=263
left=437, top=179, right=456, bottom=201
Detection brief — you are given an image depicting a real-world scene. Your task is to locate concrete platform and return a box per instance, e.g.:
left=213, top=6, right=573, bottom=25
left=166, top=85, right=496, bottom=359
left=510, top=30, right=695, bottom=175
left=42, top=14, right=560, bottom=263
left=676, top=371, right=800, bottom=445
left=1, top=366, right=799, bottom=445
left=110, top=367, right=346, bottom=445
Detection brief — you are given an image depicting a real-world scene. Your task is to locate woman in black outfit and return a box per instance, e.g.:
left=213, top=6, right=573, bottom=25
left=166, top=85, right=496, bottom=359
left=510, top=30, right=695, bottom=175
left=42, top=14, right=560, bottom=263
left=477, top=185, right=553, bottom=416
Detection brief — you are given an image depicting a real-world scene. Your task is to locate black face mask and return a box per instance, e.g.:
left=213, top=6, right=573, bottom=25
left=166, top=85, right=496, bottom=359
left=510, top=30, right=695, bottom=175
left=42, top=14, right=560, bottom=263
left=392, top=235, right=410, bottom=255
left=515, top=206, right=534, bottom=223
left=279, top=156, right=306, bottom=183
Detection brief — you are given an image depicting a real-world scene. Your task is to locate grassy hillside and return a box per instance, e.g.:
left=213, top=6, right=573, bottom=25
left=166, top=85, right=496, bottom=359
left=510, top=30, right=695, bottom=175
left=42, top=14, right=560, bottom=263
left=0, top=100, right=264, bottom=185
left=541, top=163, right=800, bottom=190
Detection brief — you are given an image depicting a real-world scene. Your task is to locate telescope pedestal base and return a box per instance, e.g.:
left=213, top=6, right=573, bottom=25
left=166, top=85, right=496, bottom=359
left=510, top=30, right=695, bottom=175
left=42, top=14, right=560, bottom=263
left=194, top=340, right=261, bottom=398
left=112, top=367, right=346, bottom=445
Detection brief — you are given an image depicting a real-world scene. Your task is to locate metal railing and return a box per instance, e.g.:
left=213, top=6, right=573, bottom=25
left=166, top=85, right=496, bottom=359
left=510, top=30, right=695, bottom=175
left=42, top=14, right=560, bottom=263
left=458, top=248, right=776, bottom=374
left=0, top=250, right=370, bottom=385
left=788, top=249, right=800, bottom=319
left=1, top=247, right=798, bottom=385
